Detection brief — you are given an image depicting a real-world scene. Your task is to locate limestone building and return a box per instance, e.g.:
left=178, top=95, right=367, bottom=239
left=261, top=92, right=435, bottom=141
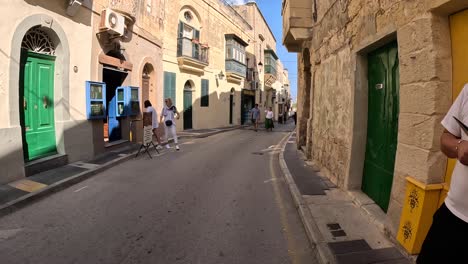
left=0, top=0, right=94, bottom=184
left=0, top=0, right=165, bottom=185
left=89, top=0, right=164, bottom=152
left=235, top=2, right=281, bottom=123
left=283, top=0, right=468, bottom=254
left=162, top=0, right=253, bottom=130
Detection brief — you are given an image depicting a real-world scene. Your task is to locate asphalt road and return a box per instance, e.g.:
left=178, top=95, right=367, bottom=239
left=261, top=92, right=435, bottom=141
left=0, top=127, right=318, bottom=264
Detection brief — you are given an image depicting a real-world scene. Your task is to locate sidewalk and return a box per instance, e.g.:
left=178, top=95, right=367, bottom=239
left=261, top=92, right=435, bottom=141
left=0, top=125, right=243, bottom=218
left=279, top=132, right=412, bottom=264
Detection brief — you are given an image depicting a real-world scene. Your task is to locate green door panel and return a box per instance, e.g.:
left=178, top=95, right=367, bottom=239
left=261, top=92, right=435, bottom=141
left=22, top=52, right=56, bottom=161
left=183, top=91, right=193, bottom=130
left=362, top=42, right=399, bottom=212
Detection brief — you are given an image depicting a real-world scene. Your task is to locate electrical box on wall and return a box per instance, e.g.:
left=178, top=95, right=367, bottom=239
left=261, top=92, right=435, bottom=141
left=115, top=86, right=140, bottom=117
left=126, top=86, right=140, bottom=116
left=85, top=81, right=107, bottom=120
left=116, top=87, right=126, bottom=117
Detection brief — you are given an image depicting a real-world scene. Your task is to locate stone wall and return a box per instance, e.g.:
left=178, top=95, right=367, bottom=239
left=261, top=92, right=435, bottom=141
left=297, top=0, right=458, bottom=234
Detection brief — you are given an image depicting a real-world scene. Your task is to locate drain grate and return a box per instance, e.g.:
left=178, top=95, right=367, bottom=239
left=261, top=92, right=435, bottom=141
left=327, top=223, right=342, bottom=231
left=327, top=223, right=347, bottom=238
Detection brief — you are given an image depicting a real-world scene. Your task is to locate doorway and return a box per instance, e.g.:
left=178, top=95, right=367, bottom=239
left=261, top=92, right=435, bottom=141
left=229, top=88, right=235, bottom=124
left=441, top=9, right=468, bottom=202
left=361, top=42, right=399, bottom=212
left=20, top=51, right=57, bottom=161
left=183, top=81, right=193, bottom=130
left=103, top=67, right=127, bottom=142
left=241, top=90, right=255, bottom=125
left=141, top=64, right=153, bottom=105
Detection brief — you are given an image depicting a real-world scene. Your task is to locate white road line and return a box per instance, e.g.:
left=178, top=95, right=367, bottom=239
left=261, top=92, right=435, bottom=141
left=264, top=178, right=278, bottom=183
left=73, top=186, right=88, bottom=193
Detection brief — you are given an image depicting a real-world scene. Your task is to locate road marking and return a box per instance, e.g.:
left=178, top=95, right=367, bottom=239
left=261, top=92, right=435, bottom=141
left=8, top=179, right=47, bottom=193
left=73, top=186, right=88, bottom=193
left=269, top=133, right=303, bottom=264
left=264, top=178, right=278, bottom=183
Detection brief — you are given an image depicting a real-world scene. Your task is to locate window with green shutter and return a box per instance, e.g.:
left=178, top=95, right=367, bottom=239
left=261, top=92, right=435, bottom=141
left=164, top=72, right=176, bottom=106
left=201, top=79, right=209, bottom=107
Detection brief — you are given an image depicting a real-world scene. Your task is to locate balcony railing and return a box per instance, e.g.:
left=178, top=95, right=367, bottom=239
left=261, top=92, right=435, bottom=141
left=225, top=59, right=247, bottom=78
left=177, top=38, right=209, bottom=64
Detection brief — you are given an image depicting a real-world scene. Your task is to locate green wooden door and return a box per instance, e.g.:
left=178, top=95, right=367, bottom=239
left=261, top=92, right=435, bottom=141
left=21, top=52, right=56, bottom=160
left=183, top=90, right=193, bottom=130
left=362, top=42, right=399, bottom=212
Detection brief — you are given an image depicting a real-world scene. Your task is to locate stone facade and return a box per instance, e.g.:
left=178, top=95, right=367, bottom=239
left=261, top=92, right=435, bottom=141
left=90, top=0, right=164, bottom=153
left=283, top=0, right=468, bottom=242
left=0, top=0, right=165, bottom=184
left=0, top=0, right=94, bottom=184
left=162, top=0, right=288, bottom=131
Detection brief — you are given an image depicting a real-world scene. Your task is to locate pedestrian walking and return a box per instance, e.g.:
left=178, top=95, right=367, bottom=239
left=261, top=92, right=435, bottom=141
left=293, top=111, right=297, bottom=125
left=160, top=98, right=180, bottom=151
left=417, top=83, right=468, bottom=264
left=251, top=104, right=261, bottom=132
left=265, top=107, right=274, bottom=132
left=144, top=100, right=163, bottom=149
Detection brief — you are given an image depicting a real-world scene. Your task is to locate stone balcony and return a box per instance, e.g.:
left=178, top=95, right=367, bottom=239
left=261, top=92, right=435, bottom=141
left=282, top=0, right=314, bottom=52
left=264, top=49, right=278, bottom=87
left=177, top=38, right=209, bottom=75
left=225, top=59, right=247, bottom=84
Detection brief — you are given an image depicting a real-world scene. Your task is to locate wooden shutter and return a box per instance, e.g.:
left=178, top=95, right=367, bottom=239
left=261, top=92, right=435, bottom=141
left=193, top=29, right=200, bottom=59
left=164, top=72, right=176, bottom=106
left=201, top=79, right=209, bottom=107
left=177, top=22, right=184, bottom=56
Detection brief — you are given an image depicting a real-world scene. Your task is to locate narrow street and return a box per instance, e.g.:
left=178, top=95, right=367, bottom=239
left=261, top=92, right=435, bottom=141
left=0, top=127, right=318, bottom=264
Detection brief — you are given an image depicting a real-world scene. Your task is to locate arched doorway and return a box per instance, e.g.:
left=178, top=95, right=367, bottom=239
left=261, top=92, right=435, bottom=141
left=20, top=27, right=57, bottom=160
left=103, top=49, right=128, bottom=142
left=141, top=64, right=154, bottom=105
left=298, top=48, right=311, bottom=148
left=183, top=81, right=193, bottom=130
left=229, top=88, right=235, bottom=124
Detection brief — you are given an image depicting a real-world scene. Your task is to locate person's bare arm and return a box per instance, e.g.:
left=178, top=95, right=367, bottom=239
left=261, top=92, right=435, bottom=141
left=441, top=130, right=468, bottom=165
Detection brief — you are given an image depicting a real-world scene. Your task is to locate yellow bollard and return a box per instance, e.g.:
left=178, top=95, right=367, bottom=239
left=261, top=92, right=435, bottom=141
left=397, top=177, right=443, bottom=254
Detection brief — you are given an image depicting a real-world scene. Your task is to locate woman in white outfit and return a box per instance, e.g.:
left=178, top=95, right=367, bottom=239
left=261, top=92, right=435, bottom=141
left=160, top=98, right=180, bottom=150
left=144, top=100, right=163, bottom=149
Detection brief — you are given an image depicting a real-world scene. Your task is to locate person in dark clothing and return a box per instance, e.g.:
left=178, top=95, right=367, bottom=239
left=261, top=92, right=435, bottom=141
left=293, top=111, right=297, bottom=125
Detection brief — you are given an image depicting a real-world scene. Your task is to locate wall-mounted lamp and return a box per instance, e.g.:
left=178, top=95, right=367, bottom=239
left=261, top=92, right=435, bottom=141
left=218, top=71, right=225, bottom=79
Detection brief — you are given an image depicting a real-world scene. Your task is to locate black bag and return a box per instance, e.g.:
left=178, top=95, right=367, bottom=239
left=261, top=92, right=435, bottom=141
left=165, top=120, right=173, bottom=126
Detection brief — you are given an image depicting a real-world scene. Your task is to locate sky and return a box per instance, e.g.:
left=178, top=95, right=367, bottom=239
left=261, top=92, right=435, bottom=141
left=227, top=0, right=298, bottom=101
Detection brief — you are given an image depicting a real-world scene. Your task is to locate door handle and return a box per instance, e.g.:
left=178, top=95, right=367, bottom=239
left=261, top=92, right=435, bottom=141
left=23, top=98, right=27, bottom=110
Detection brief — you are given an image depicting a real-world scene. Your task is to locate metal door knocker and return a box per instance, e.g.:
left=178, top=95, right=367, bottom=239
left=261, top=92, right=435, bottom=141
left=43, top=96, right=48, bottom=109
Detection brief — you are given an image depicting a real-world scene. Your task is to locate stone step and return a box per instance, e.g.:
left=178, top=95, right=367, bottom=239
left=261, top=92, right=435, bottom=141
left=25, top=154, right=68, bottom=177
left=335, top=247, right=410, bottom=264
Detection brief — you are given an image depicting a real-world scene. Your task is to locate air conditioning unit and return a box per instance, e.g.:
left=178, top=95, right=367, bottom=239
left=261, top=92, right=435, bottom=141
left=100, top=8, right=125, bottom=36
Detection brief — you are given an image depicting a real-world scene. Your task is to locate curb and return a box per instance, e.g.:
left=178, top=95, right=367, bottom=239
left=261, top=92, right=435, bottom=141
left=0, top=152, right=135, bottom=218
left=278, top=133, right=336, bottom=264
left=0, top=126, right=244, bottom=218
